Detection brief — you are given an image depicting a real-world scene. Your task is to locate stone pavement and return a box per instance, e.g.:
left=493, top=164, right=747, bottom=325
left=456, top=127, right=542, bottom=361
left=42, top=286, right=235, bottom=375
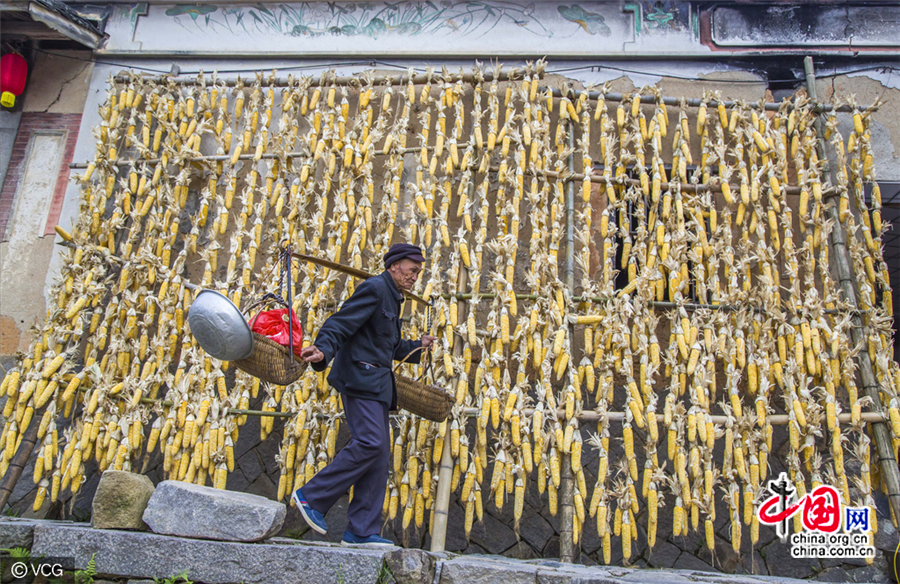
left=2, top=518, right=888, bottom=584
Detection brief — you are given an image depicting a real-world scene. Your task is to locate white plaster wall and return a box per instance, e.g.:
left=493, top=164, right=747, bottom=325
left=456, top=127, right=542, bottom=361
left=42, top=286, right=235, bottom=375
left=0, top=53, right=93, bottom=356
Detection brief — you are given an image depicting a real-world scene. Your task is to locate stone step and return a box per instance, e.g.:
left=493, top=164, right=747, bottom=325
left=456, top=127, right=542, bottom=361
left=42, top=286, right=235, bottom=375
left=31, top=523, right=387, bottom=584
left=17, top=519, right=826, bottom=584
left=142, top=480, right=285, bottom=542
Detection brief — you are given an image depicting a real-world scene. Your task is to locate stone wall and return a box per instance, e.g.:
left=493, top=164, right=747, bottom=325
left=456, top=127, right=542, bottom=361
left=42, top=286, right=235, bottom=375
left=5, top=392, right=892, bottom=583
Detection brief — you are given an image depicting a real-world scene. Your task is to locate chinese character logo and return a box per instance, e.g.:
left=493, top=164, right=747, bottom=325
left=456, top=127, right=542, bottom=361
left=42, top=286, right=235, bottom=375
left=758, top=472, right=801, bottom=539
left=801, top=485, right=841, bottom=533
left=844, top=506, right=870, bottom=533
left=757, top=472, right=870, bottom=537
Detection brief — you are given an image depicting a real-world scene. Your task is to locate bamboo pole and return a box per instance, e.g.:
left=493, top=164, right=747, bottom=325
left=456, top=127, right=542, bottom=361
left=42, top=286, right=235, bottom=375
left=538, top=166, right=808, bottom=197
left=108, top=69, right=873, bottom=112
left=130, top=397, right=887, bottom=426
left=113, top=69, right=527, bottom=88
left=804, top=56, right=900, bottom=525
left=430, top=234, right=470, bottom=552
left=558, top=115, right=577, bottom=564
left=0, top=404, right=47, bottom=511
left=440, top=292, right=868, bottom=316
left=68, top=142, right=475, bottom=170
left=544, top=86, right=874, bottom=113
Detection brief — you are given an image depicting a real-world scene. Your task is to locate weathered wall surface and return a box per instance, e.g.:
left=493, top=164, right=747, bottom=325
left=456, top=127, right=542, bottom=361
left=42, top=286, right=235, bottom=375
left=0, top=52, right=92, bottom=362
left=21, top=51, right=94, bottom=115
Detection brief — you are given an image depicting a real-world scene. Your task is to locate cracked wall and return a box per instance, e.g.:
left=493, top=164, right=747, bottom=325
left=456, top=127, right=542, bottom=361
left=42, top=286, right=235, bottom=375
left=22, top=51, right=93, bottom=115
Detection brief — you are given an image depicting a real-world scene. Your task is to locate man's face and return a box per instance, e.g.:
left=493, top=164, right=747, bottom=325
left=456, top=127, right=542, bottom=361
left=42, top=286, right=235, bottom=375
left=389, top=258, right=422, bottom=290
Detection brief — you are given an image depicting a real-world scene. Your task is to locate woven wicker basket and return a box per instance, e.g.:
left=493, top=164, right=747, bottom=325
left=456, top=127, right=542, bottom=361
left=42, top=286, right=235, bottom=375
left=233, top=332, right=308, bottom=386
left=394, top=348, right=453, bottom=421
left=395, top=375, right=453, bottom=421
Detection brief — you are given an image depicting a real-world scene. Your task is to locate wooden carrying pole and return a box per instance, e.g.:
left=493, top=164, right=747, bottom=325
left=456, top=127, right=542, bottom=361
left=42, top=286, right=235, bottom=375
left=804, top=56, right=900, bottom=524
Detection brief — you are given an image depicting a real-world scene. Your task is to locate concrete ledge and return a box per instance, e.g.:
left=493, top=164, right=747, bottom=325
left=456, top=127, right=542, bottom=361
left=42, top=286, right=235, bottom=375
left=32, top=523, right=387, bottom=584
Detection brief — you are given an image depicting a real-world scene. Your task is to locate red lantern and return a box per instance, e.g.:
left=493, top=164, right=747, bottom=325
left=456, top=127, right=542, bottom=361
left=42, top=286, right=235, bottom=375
left=1, top=53, right=28, bottom=108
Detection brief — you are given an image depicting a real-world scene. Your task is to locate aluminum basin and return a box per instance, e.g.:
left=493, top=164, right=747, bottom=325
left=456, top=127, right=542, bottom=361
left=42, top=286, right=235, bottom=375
left=187, top=289, right=253, bottom=361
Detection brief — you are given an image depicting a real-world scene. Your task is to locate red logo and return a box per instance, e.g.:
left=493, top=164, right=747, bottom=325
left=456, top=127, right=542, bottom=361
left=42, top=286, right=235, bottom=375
left=758, top=473, right=843, bottom=537
left=801, top=486, right=841, bottom=533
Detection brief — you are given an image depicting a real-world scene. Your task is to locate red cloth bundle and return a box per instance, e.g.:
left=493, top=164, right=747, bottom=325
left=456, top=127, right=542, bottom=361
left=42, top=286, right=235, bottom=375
left=250, top=309, right=304, bottom=356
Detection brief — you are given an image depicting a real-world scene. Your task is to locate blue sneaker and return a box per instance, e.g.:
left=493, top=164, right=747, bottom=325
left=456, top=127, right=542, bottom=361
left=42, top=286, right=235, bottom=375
left=292, top=488, right=327, bottom=535
left=341, top=531, right=395, bottom=547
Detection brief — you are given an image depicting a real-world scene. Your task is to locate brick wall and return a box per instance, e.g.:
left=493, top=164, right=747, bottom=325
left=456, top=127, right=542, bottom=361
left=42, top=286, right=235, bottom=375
left=0, top=112, right=81, bottom=240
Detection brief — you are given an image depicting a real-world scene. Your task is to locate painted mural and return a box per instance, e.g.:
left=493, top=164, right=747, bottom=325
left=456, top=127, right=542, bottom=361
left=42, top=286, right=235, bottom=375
left=102, top=0, right=701, bottom=55
left=160, top=2, right=613, bottom=39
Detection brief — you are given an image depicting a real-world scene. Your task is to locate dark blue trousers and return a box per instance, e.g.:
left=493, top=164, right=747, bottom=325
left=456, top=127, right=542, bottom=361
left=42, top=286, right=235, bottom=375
left=303, top=394, right=390, bottom=537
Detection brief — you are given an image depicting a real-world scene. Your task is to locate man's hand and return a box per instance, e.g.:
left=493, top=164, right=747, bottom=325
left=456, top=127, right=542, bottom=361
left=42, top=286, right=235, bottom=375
left=300, top=345, right=325, bottom=363
left=421, top=335, right=438, bottom=349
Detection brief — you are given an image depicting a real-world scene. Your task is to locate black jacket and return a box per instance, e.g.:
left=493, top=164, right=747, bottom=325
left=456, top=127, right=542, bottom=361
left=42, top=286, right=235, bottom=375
left=310, top=270, right=422, bottom=408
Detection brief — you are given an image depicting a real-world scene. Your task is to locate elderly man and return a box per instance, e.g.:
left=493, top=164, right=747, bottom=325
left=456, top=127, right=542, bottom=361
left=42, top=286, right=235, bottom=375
left=293, top=243, right=437, bottom=546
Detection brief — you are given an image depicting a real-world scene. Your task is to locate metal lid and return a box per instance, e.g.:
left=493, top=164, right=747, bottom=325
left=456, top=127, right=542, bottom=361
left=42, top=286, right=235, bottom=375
left=187, top=289, right=254, bottom=361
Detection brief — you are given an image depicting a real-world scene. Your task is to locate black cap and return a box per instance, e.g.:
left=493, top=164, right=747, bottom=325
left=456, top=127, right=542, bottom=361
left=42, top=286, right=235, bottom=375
left=384, top=243, right=425, bottom=268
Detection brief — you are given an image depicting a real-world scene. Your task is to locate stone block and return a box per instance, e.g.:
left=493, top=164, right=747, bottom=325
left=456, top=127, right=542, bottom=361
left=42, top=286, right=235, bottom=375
left=142, top=480, right=284, bottom=542
left=7, top=447, right=39, bottom=508
left=696, top=533, right=741, bottom=573
left=518, top=505, right=555, bottom=552
left=844, top=556, right=890, bottom=584
left=0, top=518, right=42, bottom=549
left=244, top=473, right=277, bottom=501
left=225, top=469, right=250, bottom=493
left=874, top=518, right=898, bottom=552
left=237, top=451, right=264, bottom=483
left=438, top=556, right=538, bottom=584
left=542, top=535, right=560, bottom=558
left=811, top=567, right=854, bottom=582
left=469, top=511, right=518, bottom=555
left=671, top=553, right=718, bottom=573
left=256, top=434, right=282, bottom=475
left=462, top=541, right=487, bottom=555
left=91, top=471, right=155, bottom=530
left=441, top=500, right=469, bottom=553
left=760, top=539, right=819, bottom=579
left=535, top=564, right=620, bottom=584
left=579, top=515, right=602, bottom=556
left=503, top=541, right=538, bottom=560
left=32, top=523, right=386, bottom=584
left=739, top=549, right=767, bottom=576
left=647, top=541, right=682, bottom=569
left=617, top=568, right=701, bottom=583
left=384, top=548, right=436, bottom=584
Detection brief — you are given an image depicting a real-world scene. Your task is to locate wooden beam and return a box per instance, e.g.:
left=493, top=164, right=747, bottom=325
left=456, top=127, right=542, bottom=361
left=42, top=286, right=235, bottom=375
left=0, top=19, right=67, bottom=39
